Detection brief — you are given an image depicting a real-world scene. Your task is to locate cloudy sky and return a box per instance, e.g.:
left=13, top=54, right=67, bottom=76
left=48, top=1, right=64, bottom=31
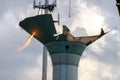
left=0, top=0, right=120, bottom=80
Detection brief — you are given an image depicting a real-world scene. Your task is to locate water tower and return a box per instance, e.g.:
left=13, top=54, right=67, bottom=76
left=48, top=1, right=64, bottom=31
left=19, top=0, right=108, bottom=80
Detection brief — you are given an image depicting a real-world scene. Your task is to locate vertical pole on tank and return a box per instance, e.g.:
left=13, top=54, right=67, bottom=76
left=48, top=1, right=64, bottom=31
left=42, top=0, right=49, bottom=80
left=42, top=46, right=48, bottom=80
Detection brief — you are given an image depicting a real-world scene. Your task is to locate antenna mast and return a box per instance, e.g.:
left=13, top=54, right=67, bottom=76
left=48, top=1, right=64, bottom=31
left=45, top=0, right=49, bottom=14
left=33, top=0, right=56, bottom=15
left=42, top=46, right=48, bottom=80
left=69, top=0, right=71, bottom=17
left=42, top=0, right=49, bottom=80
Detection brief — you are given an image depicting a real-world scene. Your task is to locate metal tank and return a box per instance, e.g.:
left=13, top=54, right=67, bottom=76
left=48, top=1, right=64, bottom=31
left=46, top=41, right=86, bottom=80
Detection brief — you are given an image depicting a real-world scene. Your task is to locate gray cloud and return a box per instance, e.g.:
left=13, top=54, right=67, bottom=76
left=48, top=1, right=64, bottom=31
left=0, top=0, right=32, bottom=13
left=87, top=31, right=120, bottom=65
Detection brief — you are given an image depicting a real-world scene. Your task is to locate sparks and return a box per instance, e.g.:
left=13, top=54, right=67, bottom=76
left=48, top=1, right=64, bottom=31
left=17, top=32, right=36, bottom=52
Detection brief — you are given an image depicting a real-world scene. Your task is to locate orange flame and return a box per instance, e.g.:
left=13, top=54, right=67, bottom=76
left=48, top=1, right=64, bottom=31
left=17, top=32, right=36, bottom=52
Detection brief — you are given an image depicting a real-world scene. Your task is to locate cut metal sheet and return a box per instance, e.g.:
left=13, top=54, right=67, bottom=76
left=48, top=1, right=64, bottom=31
left=19, top=14, right=57, bottom=44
